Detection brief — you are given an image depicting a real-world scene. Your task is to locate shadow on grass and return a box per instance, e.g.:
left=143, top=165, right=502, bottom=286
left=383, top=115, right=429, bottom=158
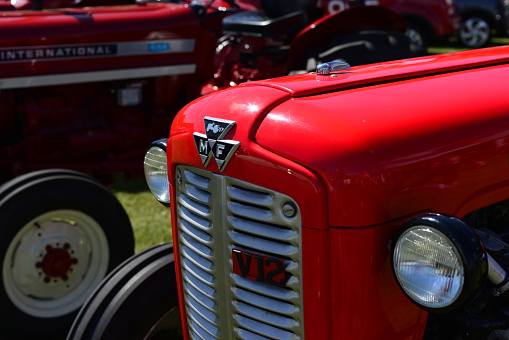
left=109, top=174, right=149, bottom=194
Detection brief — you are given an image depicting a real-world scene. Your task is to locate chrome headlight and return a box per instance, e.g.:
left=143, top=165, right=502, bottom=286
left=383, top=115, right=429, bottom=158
left=144, top=139, right=170, bottom=205
left=392, top=213, right=487, bottom=313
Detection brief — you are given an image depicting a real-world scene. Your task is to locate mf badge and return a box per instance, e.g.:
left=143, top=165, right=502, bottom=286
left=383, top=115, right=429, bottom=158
left=193, top=117, right=240, bottom=172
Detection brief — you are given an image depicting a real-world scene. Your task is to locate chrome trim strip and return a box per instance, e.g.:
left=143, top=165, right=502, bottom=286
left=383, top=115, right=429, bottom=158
left=0, top=64, right=196, bottom=89
left=0, top=39, right=195, bottom=63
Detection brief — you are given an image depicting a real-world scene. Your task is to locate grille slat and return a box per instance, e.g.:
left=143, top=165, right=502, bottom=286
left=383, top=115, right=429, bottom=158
left=178, top=194, right=211, bottom=216
left=188, top=312, right=219, bottom=340
left=234, top=301, right=300, bottom=328
left=187, top=297, right=219, bottom=325
left=234, top=315, right=297, bottom=340
left=178, top=205, right=211, bottom=230
left=181, top=245, right=214, bottom=271
left=230, top=216, right=298, bottom=241
left=182, top=258, right=215, bottom=284
left=229, top=201, right=273, bottom=221
left=228, top=186, right=273, bottom=205
left=232, top=275, right=300, bottom=300
left=183, top=273, right=216, bottom=297
left=185, top=283, right=217, bottom=310
left=180, top=225, right=213, bottom=248
left=188, top=308, right=220, bottom=335
left=185, top=184, right=212, bottom=203
left=183, top=170, right=211, bottom=190
left=176, top=166, right=304, bottom=339
left=229, top=231, right=298, bottom=256
left=233, top=288, right=300, bottom=314
left=236, top=328, right=272, bottom=340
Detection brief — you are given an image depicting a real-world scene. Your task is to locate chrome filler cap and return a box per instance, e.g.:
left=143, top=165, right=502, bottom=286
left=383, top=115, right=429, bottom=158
left=316, top=61, right=351, bottom=75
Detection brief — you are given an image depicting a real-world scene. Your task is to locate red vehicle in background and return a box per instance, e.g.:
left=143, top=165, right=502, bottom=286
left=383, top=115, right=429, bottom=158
left=0, top=0, right=423, bottom=339
left=321, top=0, right=459, bottom=47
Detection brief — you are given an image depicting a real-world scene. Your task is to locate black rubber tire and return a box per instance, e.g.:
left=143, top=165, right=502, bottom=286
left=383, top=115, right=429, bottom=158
left=0, top=169, right=134, bottom=339
left=310, top=29, right=426, bottom=68
left=67, top=243, right=181, bottom=340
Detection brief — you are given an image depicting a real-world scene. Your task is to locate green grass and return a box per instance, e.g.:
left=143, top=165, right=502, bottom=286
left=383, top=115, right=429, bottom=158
left=427, top=36, right=509, bottom=55
left=109, top=175, right=172, bottom=254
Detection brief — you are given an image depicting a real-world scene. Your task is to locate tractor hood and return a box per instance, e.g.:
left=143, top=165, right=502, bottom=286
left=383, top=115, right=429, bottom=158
left=171, top=47, right=509, bottom=227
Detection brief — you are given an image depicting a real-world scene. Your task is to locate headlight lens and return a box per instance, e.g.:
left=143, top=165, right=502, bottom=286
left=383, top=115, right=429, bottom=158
left=144, top=139, right=169, bottom=205
left=392, top=213, right=487, bottom=313
left=393, top=226, right=464, bottom=309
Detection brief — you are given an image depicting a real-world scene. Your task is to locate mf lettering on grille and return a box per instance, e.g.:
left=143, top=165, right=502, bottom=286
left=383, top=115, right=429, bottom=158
left=232, top=249, right=287, bottom=287
left=193, top=117, right=240, bottom=172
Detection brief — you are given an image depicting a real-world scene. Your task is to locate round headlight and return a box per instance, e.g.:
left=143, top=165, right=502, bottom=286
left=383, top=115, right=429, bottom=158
left=144, top=139, right=169, bottom=205
left=392, top=213, right=486, bottom=313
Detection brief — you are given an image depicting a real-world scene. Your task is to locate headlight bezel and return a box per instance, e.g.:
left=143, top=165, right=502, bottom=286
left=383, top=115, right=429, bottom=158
left=144, top=138, right=170, bottom=206
left=391, top=213, right=487, bottom=313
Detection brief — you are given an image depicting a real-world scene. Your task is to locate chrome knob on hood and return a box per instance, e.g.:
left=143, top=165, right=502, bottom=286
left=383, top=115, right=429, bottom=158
left=316, top=61, right=351, bottom=75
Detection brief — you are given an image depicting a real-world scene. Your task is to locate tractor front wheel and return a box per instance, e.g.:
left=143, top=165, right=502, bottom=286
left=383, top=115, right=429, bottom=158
left=67, top=243, right=181, bottom=340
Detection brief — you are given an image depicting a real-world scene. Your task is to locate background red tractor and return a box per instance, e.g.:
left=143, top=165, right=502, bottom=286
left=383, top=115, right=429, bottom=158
left=0, top=0, right=423, bottom=180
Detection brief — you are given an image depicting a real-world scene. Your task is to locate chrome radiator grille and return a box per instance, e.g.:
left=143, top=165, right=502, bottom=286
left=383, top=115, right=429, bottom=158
left=175, top=165, right=304, bottom=340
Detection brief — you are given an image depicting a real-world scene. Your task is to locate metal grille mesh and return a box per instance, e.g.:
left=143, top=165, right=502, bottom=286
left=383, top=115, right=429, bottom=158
left=175, top=165, right=304, bottom=340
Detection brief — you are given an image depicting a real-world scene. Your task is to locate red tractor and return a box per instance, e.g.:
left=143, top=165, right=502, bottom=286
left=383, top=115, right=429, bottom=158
left=0, top=0, right=423, bottom=338
left=72, top=46, right=509, bottom=339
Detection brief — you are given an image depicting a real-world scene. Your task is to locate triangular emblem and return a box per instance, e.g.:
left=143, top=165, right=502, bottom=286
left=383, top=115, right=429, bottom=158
left=193, top=117, right=240, bottom=172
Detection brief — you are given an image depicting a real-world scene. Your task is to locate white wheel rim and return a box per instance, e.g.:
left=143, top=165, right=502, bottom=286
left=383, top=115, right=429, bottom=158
left=2, top=209, right=109, bottom=318
left=460, top=18, right=490, bottom=47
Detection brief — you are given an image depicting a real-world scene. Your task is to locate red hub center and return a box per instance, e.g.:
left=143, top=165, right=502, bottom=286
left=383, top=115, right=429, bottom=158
left=36, top=244, right=78, bottom=282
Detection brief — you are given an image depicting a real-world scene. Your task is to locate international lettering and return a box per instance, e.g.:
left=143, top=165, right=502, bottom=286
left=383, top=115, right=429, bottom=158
left=0, top=44, right=117, bottom=62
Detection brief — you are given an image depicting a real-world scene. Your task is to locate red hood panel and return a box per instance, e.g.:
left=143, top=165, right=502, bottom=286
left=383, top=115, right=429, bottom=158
left=241, top=46, right=509, bottom=97
left=256, top=58, right=509, bottom=227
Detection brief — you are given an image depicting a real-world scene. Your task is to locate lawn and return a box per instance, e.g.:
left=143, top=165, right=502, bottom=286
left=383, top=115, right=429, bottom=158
left=109, top=175, right=172, bottom=254
left=428, top=36, right=509, bottom=55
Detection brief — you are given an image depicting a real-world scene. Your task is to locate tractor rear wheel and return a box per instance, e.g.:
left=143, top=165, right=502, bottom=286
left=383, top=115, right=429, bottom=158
left=0, top=169, right=134, bottom=339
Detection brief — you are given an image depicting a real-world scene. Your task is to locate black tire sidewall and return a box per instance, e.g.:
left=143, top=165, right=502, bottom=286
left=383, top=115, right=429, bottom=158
left=102, top=251, right=179, bottom=339
left=69, top=244, right=180, bottom=340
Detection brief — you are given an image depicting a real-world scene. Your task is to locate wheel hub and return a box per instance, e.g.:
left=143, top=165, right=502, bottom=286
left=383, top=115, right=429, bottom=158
left=460, top=18, right=490, bottom=48
left=36, top=243, right=78, bottom=282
